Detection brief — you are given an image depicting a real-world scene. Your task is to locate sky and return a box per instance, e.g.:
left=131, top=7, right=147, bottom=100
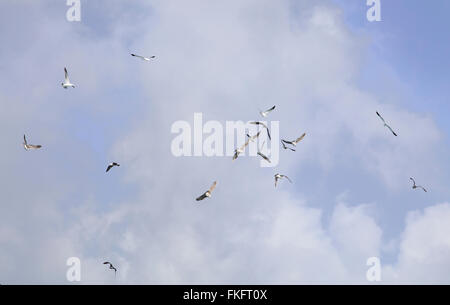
left=0, top=0, right=449, bottom=284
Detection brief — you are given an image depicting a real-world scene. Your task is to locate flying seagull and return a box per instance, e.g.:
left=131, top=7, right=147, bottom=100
left=23, top=134, right=42, bottom=150
left=196, top=181, right=217, bottom=201
left=250, top=121, right=271, bottom=140
left=281, top=132, right=306, bottom=147
left=257, top=141, right=271, bottom=163
left=106, top=162, right=120, bottom=172
left=61, top=67, right=75, bottom=89
left=410, top=177, right=427, bottom=192
left=103, top=262, right=117, bottom=276
left=274, top=173, right=292, bottom=187
left=233, top=137, right=253, bottom=161
left=281, top=141, right=296, bottom=152
left=376, top=111, right=397, bottom=136
left=131, top=53, right=156, bottom=61
left=259, top=105, right=276, bottom=118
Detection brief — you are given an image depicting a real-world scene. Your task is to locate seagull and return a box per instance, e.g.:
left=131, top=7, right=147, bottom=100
left=233, top=137, right=253, bottom=161
left=376, top=111, right=397, bottom=136
left=259, top=105, right=276, bottom=118
left=281, top=133, right=306, bottom=147
left=131, top=53, right=156, bottom=61
left=410, top=177, right=427, bottom=192
left=281, top=141, right=296, bottom=152
left=274, top=173, right=292, bottom=187
left=103, top=262, right=117, bottom=276
left=257, top=141, right=271, bottom=163
left=106, top=162, right=120, bottom=172
left=23, top=134, right=42, bottom=150
left=196, top=181, right=217, bottom=201
left=250, top=121, right=271, bottom=140
left=61, top=67, right=75, bottom=89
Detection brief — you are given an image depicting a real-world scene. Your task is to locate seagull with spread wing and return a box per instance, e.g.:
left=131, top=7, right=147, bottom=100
left=196, top=181, right=217, bottom=201
left=281, top=132, right=306, bottom=147
left=106, top=162, right=120, bottom=173
left=259, top=105, right=276, bottom=118
left=23, top=134, right=42, bottom=150
left=250, top=121, right=271, bottom=140
left=131, top=53, right=156, bottom=61
left=410, top=177, right=427, bottom=192
left=274, top=173, right=292, bottom=187
left=61, top=67, right=75, bottom=89
left=376, top=111, right=397, bottom=136
left=103, top=262, right=117, bottom=276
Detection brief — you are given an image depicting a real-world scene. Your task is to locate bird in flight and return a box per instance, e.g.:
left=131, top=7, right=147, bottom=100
left=61, top=67, right=75, bottom=89
left=131, top=53, right=156, bottom=61
left=259, top=105, right=276, bottom=118
left=103, top=262, right=117, bottom=276
left=23, top=134, right=42, bottom=150
left=281, top=132, right=306, bottom=147
left=233, top=137, right=253, bottom=161
left=376, top=111, right=397, bottom=136
left=274, top=173, right=292, bottom=187
left=410, top=177, right=427, bottom=192
left=106, top=162, right=120, bottom=173
left=196, top=181, right=217, bottom=201
left=281, top=141, right=296, bottom=152
left=257, top=141, right=271, bottom=163
left=250, top=121, right=271, bottom=140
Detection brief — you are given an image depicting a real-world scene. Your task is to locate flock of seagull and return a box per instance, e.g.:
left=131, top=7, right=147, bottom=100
left=196, top=106, right=429, bottom=201
left=20, top=53, right=428, bottom=279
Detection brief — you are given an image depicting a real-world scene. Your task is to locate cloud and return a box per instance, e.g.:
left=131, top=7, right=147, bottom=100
left=0, top=0, right=449, bottom=284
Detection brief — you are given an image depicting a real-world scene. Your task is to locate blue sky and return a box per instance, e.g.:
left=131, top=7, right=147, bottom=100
left=0, top=0, right=449, bottom=284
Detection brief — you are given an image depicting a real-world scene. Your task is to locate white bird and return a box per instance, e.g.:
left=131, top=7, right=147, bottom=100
left=23, top=134, right=42, bottom=150
left=232, top=138, right=251, bottom=161
left=410, top=177, right=427, bottom=192
left=257, top=141, right=271, bottom=163
left=259, top=105, right=276, bottom=118
left=376, top=111, right=397, bottom=136
left=196, top=181, right=217, bottom=201
left=281, top=132, right=306, bottom=147
left=274, top=173, right=292, bottom=187
left=61, top=67, right=75, bottom=89
left=131, top=53, right=156, bottom=61
left=106, top=162, right=120, bottom=173
left=249, top=121, right=271, bottom=140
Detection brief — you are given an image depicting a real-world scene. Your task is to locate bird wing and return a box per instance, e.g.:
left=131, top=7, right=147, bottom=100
left=386, top=125, right=397, bottom=136
left=64, top=67, right=69, bottom=82
left=274, top=177, right=278, bottom=187
left=418, top=186, right=427, bottom=192
left=257, top=152, right=271, bottom=163
left=282, top=175, right=292, bottom=183
left=294, top=133, right=306, bottom=144
left=266, top=105, right=276, bottom=112
left=103, top=262, right=111, bottom=266
left=106, top=165, right=113, bottom=172
left=196, top=193, right=207, bottom=201
left=29, top=144, right=42, bottom=149
left=23, top=134, right=27, bottom=145
left=376, top=111, right=385, bottom=124
left=410, top=177, right=416, bottom=186
left=208, top=181, right=217, bottom=193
